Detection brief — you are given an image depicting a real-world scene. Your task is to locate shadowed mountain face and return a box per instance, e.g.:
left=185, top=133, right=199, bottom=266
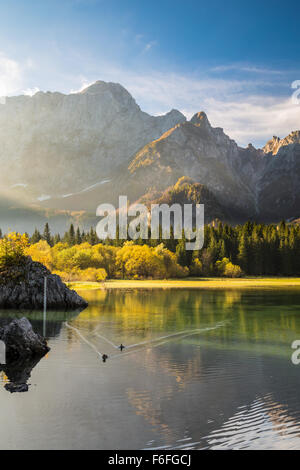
left=126, top=112, right=264, bottom=219
left=0, top=81, right=299, bottom=229
left=123, top=112, right=300, bottom=222
left=259, top=136, right=300, bottom=221
left=136, top=177, right=228, bottom=223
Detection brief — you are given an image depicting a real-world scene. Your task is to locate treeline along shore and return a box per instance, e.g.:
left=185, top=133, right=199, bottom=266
left=0, top=220, right=300, bottom=281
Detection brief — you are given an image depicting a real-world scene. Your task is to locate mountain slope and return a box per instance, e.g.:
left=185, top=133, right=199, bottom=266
left=137, top=177, right=228, bottom=223
left=0, top=81, right=185, bottom=199
left=125, top=112, right=265, bottom=220
left=0, top=81, right=300, bottom=229
left=259, top=132, right=300, bottom=220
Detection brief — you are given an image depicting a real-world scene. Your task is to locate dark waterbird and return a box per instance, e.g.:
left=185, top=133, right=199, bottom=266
left=102, top=354, right=108, bottom=362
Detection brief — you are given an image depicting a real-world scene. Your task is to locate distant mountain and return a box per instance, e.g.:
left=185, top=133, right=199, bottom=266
left=125, top=112, right=263, bottom=220
left=259, top=132, right=300, bottom=221
left=122, top=113, right=300, bottom=222
left=0, top=81, right=185, bottom=199
left=0, top=80, right=300, bottom=233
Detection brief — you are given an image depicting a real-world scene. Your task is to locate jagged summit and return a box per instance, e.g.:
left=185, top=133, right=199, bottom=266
left=0, top=80, right=300, bottom=225
left=80, top=80, right=117, bottom=93
left=263, top=136, right=282, bottom=155
left=190, top=111, right=210, bottom=127
left=263, top=131, right=300, bottom=155
left=79, top=80, right=135, bottom=100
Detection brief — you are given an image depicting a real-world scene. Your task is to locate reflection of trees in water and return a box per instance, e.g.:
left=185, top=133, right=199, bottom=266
left=74, top=288, right=300, bottom=352
left=66, top=288, right=300, bottom=448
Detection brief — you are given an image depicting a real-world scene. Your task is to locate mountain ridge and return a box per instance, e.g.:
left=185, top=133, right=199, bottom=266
left=0, top=80, right=299, bottom=231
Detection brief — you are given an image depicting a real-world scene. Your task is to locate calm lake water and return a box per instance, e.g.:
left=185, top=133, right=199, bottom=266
left=1, top=287, right=300, bottom=450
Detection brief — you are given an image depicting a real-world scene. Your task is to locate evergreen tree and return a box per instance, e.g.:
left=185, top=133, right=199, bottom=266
left=53, top=233, right=61, bottom=245
left=31, top=228, right=42, bottom=244
left=43, top=223, right=52, bottom=246
left=68, top=224, right=76, bottom=246
left=176, top=233, right=188, bottom=267
left=75, top=227, right=82, bottom=245
left=238, top=233, right=249, bottom=272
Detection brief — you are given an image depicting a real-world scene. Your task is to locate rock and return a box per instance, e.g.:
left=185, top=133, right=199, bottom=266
left=0, top=317, right=50, bottom=360
left=0, top=318, right=49, bottom=393
left=0, top=256, right=88, bottom=310
left=5, top=383, right=29, bottom=393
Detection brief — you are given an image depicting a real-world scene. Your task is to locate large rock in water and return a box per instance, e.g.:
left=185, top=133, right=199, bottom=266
left=0, top=317, right=50, bottom=393
left=0, top=317, right=50, bottom=360
left=0, top=256, right=88, bottom=310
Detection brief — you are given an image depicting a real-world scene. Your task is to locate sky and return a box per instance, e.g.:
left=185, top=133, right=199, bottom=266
left=1, top=0, right=300, bottom=146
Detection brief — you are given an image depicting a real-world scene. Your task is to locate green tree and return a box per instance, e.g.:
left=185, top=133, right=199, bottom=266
left=43, top=223, right=52, bottom=246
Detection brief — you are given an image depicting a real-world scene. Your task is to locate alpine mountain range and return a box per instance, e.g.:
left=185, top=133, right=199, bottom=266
left=1, top=80, right=299, bottom=233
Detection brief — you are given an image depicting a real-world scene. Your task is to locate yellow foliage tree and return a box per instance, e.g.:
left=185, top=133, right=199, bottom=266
left=0, top=232, right=29, bottom=267
left=26, top=240, right=53, bottom=269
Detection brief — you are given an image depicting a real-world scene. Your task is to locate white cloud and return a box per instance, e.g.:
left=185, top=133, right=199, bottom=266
left=203, top=96, right=300, bottom=147
left=22, top=86, right=40, bottom=96
left=0, top=52, right=39, bottom=99
left=210, top=64, right=284, bottom=75
left=2, top=49, right=297, bottom=148
left=0, top=53, right=22, bottom=97
left=69, top=76, right=95, bottom=93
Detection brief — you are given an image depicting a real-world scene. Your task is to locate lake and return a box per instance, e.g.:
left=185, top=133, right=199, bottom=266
left=1, top=287, right=300, bottom=450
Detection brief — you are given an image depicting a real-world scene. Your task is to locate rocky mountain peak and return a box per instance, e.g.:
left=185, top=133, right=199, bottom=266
left=80, top=80, right=125, bottom=94
left=279, top=130, right=300, bottom=148
left=190, top=111, right=211, bottom=128
left=0, top=80, right=186, bottom=195
left=263, top=131, right=300, bottom=155
left=263, top=136, right=281, bottom=155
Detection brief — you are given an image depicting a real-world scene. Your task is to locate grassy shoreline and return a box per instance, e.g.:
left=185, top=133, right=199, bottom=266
left=67, top=277, right=300, bottom=291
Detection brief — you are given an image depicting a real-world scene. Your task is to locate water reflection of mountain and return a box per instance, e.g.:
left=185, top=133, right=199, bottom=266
left=1, top=287, right=298, bottom=446
left=123, top=343, right=300, bottom=449
left=73, top=288, right=300, bottom=449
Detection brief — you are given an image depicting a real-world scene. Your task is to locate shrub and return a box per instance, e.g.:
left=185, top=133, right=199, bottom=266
left=224, top=262, right=243, bottom=278
left=216, top=257, right=243, bottom=278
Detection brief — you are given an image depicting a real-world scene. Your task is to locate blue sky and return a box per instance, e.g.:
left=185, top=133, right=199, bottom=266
left=0, top=0, right=300, bottom=146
